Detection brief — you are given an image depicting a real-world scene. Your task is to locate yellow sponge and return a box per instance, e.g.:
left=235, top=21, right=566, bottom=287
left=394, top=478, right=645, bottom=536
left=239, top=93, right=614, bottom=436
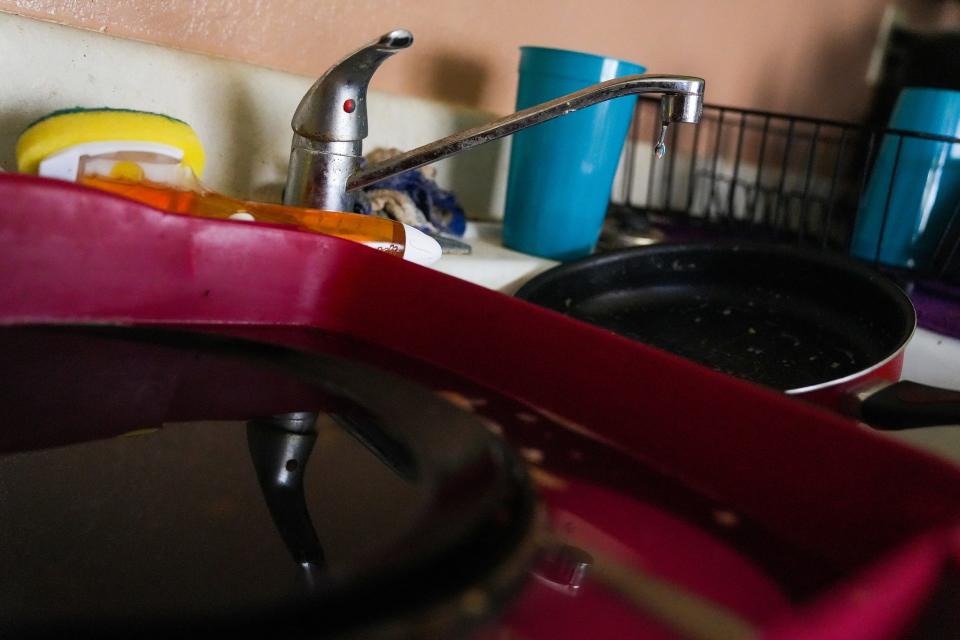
left=16, top=107, right=206, bottom=177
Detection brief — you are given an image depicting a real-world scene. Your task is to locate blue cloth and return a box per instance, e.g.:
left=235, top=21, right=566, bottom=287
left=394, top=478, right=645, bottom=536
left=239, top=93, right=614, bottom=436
left=354, top=162, right=467, bottom=237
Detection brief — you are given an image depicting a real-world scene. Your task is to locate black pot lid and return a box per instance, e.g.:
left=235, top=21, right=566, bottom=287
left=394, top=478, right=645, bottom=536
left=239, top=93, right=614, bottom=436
left=0, top=326, right=538, bottom=639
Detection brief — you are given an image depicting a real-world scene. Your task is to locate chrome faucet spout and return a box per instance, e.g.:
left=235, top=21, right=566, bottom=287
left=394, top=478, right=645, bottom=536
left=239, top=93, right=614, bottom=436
left=347, top=74, right=704, bottom=192
left=284, top=29, right=705, bottom=213
left=661, top=92, right=702, bottom=125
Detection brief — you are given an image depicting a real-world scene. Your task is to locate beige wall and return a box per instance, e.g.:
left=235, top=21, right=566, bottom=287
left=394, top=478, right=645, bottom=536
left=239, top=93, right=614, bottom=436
left=2, top=0, right=890, bottom=121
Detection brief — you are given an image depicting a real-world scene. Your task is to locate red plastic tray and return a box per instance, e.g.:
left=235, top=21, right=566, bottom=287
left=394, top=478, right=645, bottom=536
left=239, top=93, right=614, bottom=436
left=2, top=174, right=960, bottom=638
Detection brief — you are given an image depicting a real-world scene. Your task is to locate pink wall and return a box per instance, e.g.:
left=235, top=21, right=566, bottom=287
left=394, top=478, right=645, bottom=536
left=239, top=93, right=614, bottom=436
left=1, top=0, right=889, bottom=121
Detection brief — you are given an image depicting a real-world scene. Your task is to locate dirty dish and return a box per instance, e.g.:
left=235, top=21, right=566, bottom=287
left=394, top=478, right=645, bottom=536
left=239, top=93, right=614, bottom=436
left=516, top=242, right=960, bottom=429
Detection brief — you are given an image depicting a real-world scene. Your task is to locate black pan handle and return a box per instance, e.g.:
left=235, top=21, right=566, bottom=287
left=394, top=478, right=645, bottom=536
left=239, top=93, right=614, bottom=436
left=860, top=381, right=960, bottom=430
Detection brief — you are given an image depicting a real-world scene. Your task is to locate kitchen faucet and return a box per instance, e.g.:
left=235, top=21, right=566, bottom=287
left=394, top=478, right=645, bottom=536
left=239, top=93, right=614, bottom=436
left=283, top=29, right=705, bottom=214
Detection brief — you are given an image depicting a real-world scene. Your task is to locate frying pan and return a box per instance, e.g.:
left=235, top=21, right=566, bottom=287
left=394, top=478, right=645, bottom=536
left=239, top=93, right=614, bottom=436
left=516, top=243, right=960, bottom=429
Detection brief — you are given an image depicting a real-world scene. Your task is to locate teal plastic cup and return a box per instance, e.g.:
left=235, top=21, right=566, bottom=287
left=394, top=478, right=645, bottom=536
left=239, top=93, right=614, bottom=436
left=851, top=87, right=960, bottom=270
left=502, top=47, right=645, bottom=260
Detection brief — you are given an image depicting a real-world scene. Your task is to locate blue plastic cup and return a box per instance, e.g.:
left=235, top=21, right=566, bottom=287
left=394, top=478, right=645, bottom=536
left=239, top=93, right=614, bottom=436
left=502, top=47, right=645, bottom=260
left=851, top=87, right=960, bottom=270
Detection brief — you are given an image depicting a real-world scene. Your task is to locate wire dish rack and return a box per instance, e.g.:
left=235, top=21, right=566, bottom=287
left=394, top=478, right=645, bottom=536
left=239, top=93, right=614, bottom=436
left=608, top=96, right=960, bottom=284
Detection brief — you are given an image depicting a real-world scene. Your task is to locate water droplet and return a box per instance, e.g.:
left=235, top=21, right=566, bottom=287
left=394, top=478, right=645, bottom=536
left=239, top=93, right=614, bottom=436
left=654, top=124, right=669, bottom=159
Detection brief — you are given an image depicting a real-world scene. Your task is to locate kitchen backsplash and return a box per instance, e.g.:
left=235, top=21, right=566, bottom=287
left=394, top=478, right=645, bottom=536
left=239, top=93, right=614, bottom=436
left=0, top=12, right=511, bottom=218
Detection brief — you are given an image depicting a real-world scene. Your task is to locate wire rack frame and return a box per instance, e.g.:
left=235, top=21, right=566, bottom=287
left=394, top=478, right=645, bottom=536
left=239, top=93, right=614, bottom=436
left=612, top=97, right=960, bottom=281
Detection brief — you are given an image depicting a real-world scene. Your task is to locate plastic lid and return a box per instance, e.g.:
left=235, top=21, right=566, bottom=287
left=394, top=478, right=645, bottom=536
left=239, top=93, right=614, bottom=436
left=402, top=225, right=443, bottom=266
left=36, top=140, right=185, bottom=182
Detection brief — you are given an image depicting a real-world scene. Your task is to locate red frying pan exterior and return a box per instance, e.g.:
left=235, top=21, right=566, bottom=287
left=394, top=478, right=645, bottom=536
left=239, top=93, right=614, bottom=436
left=789, top=337, right=907, bottom=411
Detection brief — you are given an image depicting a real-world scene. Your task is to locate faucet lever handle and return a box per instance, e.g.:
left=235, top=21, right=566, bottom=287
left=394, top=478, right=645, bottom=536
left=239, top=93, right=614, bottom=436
left=291, top=29, right=413, bottom=143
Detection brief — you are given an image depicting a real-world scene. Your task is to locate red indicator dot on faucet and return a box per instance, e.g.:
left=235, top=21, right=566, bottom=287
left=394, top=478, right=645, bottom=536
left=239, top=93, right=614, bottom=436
left=343, top=98, right=356, bottom=113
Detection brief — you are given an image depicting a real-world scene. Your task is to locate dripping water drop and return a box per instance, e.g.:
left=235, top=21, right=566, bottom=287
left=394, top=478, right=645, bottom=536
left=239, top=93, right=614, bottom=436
left=655, top=124, right=668, bottom=159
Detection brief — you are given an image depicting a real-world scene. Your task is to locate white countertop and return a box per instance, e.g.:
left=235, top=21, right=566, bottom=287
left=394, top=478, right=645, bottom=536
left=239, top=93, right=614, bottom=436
left=896, top=329, right=960, bottom=464
left=430, top=222, right=558, bottom=293
left=433, top=222, right=960, bottom=466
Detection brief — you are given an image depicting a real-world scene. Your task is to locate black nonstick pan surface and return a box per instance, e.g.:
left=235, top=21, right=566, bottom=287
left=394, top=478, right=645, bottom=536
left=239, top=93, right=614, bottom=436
left=515, top=243, right=915, bottom=393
